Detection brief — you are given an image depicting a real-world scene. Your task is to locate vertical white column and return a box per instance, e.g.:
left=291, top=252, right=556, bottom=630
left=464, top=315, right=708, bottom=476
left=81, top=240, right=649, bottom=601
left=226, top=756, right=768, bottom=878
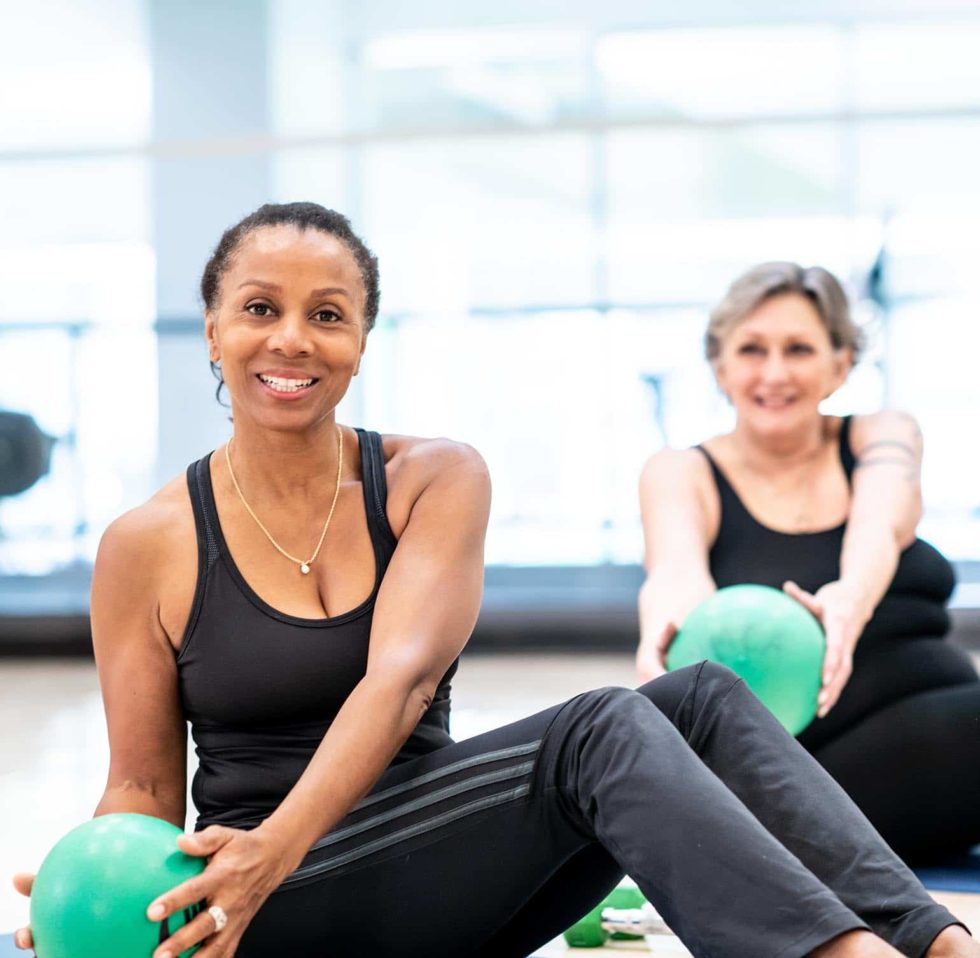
left=151, top=0, right=271, bottom=484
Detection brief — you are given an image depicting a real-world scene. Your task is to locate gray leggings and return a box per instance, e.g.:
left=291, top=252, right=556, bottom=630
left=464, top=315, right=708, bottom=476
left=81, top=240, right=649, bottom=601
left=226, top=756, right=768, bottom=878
left=239, top=662, right=961, bottom=958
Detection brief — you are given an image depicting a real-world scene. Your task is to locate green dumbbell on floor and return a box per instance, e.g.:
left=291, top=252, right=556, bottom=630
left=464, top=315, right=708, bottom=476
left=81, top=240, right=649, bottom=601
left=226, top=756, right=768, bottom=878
left=564, top=885, right=672, bottom=948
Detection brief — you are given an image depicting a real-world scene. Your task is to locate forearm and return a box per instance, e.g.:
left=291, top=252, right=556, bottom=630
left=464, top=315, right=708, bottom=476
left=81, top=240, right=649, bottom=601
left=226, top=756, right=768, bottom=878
left=838, top=520, right=901, bottom=621
left=257, top=672, right=430, bottom=872
left=94, top=781, right=186, bottom=828
left=638, top=570, right=715, bottom=646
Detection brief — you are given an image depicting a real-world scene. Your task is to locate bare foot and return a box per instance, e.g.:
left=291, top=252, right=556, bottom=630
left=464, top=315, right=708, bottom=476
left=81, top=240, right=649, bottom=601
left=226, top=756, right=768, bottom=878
left=925, top=924, right=980, bottom=958
left=808, top=930, right=902, bottom=958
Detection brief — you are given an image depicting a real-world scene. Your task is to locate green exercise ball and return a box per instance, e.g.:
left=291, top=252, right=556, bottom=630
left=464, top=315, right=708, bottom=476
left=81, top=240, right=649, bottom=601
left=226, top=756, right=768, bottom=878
left=603, top=884, right=646, bottom=941
left=666, top=584, right=825, bottom=735
left=564, top=883, right=646, bottom=947
left=31, top=813, right=206, bottom=958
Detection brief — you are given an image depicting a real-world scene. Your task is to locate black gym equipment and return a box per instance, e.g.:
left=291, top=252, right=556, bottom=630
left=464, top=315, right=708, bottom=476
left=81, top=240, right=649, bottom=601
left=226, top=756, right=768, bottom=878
left=0, top=410, right=55, bottom=499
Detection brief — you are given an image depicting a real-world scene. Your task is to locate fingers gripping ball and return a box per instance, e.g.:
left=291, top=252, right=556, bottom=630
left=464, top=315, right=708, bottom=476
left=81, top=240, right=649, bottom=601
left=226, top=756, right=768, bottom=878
left=30, top=813, right=206, bottom=958
left=666, top=584, right=825, bottom=735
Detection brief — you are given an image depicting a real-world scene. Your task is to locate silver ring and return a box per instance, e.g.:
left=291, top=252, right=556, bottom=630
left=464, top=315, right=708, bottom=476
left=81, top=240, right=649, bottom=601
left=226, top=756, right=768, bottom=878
left=208, top=904, right=228, bottom=933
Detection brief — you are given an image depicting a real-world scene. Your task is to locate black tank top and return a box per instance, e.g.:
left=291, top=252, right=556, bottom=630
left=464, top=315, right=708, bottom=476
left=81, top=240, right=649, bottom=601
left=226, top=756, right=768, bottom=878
left=696, top=416, right=955, bottom=652
left=177, top=428, right=457, bottom=829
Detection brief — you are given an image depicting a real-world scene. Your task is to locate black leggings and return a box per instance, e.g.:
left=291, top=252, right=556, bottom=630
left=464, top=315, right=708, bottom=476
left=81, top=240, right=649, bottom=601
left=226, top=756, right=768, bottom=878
left=799, top=638, right=980, bottom=863
left=237, top=663, right=959, bottom=958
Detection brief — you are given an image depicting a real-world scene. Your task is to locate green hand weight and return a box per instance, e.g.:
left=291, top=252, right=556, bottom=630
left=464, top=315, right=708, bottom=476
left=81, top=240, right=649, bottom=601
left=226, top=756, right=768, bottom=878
left=31, top=813, right=206, bottom=958
left=564, top=884, right=646, bottom=947
left=666, top=584, right=825, bottom=735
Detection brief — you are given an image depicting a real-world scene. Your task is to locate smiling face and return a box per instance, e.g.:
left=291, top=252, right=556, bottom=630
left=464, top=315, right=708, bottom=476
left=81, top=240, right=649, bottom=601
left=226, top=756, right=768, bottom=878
left=204, top=225, right=367, bottom=433
left=712, top=292, right=853, bottom=437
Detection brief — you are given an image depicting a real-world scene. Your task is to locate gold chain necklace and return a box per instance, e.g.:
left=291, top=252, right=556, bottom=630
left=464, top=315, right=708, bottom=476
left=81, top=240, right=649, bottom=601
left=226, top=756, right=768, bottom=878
left=224, top=425, right=344, bottom=575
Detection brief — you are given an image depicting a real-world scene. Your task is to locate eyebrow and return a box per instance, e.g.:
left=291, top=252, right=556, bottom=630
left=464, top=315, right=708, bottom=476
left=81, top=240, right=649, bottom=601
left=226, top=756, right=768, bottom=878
left=736, top=330, right=812, bottom=340
left=238, top=279, right=351, bottom=299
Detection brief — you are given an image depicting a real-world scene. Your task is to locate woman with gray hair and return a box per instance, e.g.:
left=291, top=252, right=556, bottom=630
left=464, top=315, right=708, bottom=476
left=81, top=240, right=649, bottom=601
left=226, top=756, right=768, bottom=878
left=637, top=261, right=980, bottom=864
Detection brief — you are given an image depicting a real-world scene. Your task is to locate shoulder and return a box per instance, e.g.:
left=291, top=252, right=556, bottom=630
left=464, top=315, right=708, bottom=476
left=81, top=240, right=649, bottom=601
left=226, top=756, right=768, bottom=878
left=640, top=445, right=713, bottom=496
left=90, top=471, right=199, bottom=652
left=640, top=444, right=723, bottom=550
left=94, top=472, right=196, bottom=587
left=380, top=434, right=488, bottom=480
left=849, top=410, right=923, bottom=456
left=639, top=445, right=718, bottom=532
left=376, top=434, right=491, bottom=536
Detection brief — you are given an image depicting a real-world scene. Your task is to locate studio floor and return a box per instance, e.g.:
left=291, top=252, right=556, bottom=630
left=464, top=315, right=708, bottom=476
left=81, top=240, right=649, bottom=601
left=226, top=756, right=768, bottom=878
left=2, top=652, right=978, bottom=956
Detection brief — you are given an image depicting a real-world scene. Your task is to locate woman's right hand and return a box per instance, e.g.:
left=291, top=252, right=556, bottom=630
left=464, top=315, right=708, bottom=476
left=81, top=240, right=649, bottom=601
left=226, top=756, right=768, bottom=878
left=636, top=621, right=679, bottom=683
left=12, top=873, right=35, bottom=952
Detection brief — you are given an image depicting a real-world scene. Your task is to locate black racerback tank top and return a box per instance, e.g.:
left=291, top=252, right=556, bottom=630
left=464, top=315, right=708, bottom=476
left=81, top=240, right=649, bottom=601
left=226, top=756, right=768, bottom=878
left=696, top=416, right=955, bottom=652
left=177, top=428, right=457, bottom=829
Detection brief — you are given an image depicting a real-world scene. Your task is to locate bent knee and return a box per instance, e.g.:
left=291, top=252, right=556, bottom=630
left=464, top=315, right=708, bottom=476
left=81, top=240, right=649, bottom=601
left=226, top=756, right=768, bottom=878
left=690, top=661, right=746, bottom=715
left=695, top=660, right=742, bottom=689
left=578, top=685, right=648, bottom=709
left=568, top=686, right=663, bottom=733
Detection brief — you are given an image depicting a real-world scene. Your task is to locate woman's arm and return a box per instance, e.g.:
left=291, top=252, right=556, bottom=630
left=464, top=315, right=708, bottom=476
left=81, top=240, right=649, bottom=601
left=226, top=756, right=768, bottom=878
left=786, top=411, right=924, bottom=717
left=14, top=503, right=190, bottom=953
left=91, top=507, right=190, bottom=824
left=256, top=439, right=491, bottom=863
left=841, top=410, right=923, bottom=601
left=637, top=449, right=717, bottom=681
left=146, top=440, right=491, bottom=958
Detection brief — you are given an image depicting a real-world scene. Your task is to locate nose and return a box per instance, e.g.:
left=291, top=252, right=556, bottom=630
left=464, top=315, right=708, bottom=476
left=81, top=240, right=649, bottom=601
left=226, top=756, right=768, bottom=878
left=760, top=351, right=790, bottom=382
left=266, top=313, right=313, bottom=357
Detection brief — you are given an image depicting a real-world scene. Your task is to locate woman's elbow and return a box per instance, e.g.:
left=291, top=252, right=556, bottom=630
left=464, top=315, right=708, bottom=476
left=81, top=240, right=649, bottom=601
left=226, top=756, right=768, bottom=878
left=388, top=676, right=436, bottom=727
left=408, top=682, right=436, bottom=721
left=894, top=497, right=924, bottom=550
left=96, top=779, right=185, bottom=825
left=367, top=657, right=438, bottom=719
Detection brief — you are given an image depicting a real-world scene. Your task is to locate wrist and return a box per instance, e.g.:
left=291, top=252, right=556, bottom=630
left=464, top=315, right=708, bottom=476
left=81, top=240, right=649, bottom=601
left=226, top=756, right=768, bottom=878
left=254, top=815, right=315, bottom=877
left=833, top=578, right=877, bottom=625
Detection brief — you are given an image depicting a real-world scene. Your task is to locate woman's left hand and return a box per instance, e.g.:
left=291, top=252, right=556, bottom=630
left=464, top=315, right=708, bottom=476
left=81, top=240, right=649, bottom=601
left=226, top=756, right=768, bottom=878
left=783, top=580, right=873, bottom=720
left=149, top=825, right=294, bottom=958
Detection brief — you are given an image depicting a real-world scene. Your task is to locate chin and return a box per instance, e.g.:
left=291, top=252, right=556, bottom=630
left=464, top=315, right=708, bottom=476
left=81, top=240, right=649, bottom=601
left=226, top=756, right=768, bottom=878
left=233, top=402, right=321, bottom=434
left=743, top=403, right=815, bottom=433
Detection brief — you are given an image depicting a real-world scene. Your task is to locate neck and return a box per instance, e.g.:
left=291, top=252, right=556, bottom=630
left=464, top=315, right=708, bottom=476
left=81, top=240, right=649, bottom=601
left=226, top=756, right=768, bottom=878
left=226, top=416, right=345, bottom=500
left=731, top=415, right=830, bottom=473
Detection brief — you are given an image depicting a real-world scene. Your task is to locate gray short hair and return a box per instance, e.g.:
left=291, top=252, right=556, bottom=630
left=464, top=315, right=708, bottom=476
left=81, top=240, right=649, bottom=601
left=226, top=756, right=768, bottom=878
left=705, top=262, right=864, bottom=362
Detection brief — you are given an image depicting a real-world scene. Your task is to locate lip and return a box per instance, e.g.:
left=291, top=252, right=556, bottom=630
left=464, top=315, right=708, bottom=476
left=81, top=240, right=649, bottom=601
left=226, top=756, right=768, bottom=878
left=753, top=396, right=797, bottom=409
left=254, top=372, right=319, bottom=401
left=257, top=368, right=320, bottom=380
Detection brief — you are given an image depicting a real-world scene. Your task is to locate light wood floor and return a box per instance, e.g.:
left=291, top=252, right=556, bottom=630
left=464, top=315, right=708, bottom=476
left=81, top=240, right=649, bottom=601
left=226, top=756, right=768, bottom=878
left=2, top=653, right=977, bottom=955
left=535, top=891, right=980, bottom=955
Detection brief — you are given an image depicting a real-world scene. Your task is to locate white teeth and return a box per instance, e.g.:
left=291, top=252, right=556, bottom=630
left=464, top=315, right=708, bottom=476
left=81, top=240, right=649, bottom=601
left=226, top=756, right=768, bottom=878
left=259, top=374, right=315, bottom=393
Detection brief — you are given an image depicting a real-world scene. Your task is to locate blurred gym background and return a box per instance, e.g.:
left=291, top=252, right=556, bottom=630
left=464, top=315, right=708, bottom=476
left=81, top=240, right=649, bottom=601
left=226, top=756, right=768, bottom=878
left=3, top=0, right=980, bottom=651
left=5, top=0, right=980, bottom=940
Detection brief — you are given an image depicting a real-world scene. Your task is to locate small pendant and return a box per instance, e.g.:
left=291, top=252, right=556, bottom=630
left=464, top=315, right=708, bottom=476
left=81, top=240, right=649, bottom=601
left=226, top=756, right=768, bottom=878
left=300, top=563, right=311, bottom=575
